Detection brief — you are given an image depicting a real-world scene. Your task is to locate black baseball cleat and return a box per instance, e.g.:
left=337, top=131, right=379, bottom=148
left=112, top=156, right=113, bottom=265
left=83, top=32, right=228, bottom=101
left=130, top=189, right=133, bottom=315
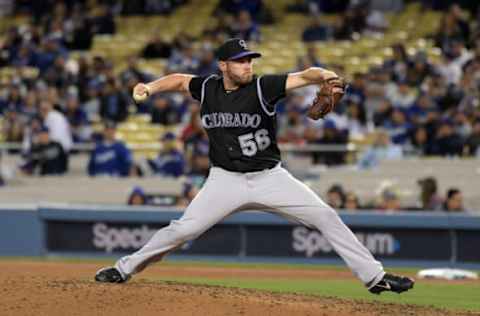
left=95, top=267, right=130, bottom=283
left=369, top=273, right=414, bottom=294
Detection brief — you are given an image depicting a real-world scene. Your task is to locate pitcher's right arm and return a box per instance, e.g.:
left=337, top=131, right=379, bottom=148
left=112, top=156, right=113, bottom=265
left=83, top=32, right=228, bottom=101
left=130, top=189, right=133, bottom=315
left=133, top=74, right=195, bottom=100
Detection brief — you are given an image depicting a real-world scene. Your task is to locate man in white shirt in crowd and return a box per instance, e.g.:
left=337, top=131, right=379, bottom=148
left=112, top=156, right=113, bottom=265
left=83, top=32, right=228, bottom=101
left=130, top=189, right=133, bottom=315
left=38, top=99, right=73, bottom=153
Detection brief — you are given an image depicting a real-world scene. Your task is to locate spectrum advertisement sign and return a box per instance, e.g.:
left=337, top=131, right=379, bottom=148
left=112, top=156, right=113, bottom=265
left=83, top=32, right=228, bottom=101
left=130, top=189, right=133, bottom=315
left=44, top=221, right=468, bottom=262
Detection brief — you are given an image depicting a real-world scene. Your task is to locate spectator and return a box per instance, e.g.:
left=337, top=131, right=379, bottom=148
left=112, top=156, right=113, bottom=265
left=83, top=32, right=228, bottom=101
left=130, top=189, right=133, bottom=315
left=373, top=99, right=393, bottom=127
left=452, top=111, right=472, bottom=139
left=383, top=43, right=409, bottom=82
left=34, top=37, right=68, bottom=74
left=188, top=136, right=210, bottom=177
left=332, top=14, right=353, bottom=40
left=205, top=14, right=234, bottom=41
left=121, top=56, right=150, bottom=84
left=2, top=107, right=25, bottom=143
left=358, top=130, right=403, bottom=169
left=346, top=72, right=366, bottom=107
left=38, top=99, right=73, bottom=152
left=406, top=51, right=434, bottom=86
left=302, top=15, right=330, bottom=42
left=278, top=104, right=306, bottom=143
left=407, top=93, right=438, bottom=125
left=313, top=120, right=348, bottom=166
left=386, top=80, right=416, bottom=108
left=166, top=43, right=199, bottom=74
left=91, top=3, right=116, bottom=34
left=171, top=32, right=196, bottom=53
left=304, top=45, right=323, bottom=67
left=344, top=192, right=361, bottom=211
left=141, top=34, right=172, bottom=59
left=46, top=85, right=62, bottom=109
left=345, top=99, right=367, bottom=140
left=448, top=4, right=470, bottom=42
left=464, top=119, right=480, bottom=156
left=148, top=132, right=185, bottom=177
left=181, top=102, right=203, bottom=143
left=150, top=95, right=180, bottom=125
left=422, top=72, right=449, bottom=105
left=21, top=116, right=44, bottom=155
left=365, top=66, right=392, bottom=110
left=443, top=188, right=465, bottom=212
left=326, top=184, right=345, bottom=209
left=99, top=78, right=129, bottom=123
left=0, top=83, right=24, bottom=113
left=384, top=108, right=412, bottom=145
left=176, top=177, right=201, bottom=208
left=216, top=0, right=265, bottom=22
left=195, top=47, right=218, bottom=77
left=82, top=81, right=101, bottom=122
left=10, top=44, right=35, bottom=67
left=181, top=104, right=208, bottom=174
left=434, top=4, right=470, bottom=52
left=127, top=186, right=148, bottom=206
left=378, top=188, right=401, bottom=212
left=430, top=119, right=464, bottom=156
left=459, top=60, right=480, bottom=110
left=408, top=125, right=433, bottom=156
left=64, top=94, right=91, bottom=142
left=417, top=177, right=443, bottom=210
left=21, top=90, right=38, bottom=121
left=20, top=126, right=68, bottom=176
left=87, top=121, right=133, bottom=177
left=230, top=10, right=261, bottom=42
left=43, top=55, right=72, bottom=89
left=437, top=42, right=467, bottom=86
left=63, top=4, right=94, bottom=50
left=346, top=3, right=368, bottom=33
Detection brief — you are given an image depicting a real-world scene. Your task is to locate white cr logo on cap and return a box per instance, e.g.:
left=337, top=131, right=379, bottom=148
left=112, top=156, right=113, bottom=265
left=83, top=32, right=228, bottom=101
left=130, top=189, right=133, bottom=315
left=239, top=40, right=247, bottom=49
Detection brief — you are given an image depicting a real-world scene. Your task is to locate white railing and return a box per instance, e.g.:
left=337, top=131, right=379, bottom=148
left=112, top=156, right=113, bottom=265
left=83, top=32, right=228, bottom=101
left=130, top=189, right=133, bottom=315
left=0, top=142, right=359, bottom=154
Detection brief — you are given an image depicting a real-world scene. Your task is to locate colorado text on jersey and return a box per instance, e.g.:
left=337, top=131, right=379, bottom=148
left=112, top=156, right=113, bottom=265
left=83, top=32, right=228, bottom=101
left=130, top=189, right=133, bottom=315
left=201, top=112, right=262, bottom=129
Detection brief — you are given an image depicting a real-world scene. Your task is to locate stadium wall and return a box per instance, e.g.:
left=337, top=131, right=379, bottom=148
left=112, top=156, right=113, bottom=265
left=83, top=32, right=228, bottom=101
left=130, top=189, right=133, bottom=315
left=1, top=205, right=479, bottom=267
left=0, top=205, right=44, bottom=256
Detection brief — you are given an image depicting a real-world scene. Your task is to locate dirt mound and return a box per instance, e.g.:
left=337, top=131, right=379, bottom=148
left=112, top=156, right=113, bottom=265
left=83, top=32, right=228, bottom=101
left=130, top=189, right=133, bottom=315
left=0, top=260, right=475, bottom=316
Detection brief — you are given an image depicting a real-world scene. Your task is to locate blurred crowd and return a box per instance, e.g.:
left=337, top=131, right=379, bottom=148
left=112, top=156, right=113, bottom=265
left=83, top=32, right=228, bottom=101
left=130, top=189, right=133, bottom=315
left=323, top=176, right=468, bottom=213
left=0, top=0, right=479, bottom=210
left=278, top=2, right=480, bottom=169
left=127, top=173, right=469, bottom=213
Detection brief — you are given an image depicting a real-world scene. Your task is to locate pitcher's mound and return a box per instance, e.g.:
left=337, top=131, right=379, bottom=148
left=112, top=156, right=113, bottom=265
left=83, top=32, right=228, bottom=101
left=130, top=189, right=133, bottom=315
left=0, top=260, right=471, bottom=316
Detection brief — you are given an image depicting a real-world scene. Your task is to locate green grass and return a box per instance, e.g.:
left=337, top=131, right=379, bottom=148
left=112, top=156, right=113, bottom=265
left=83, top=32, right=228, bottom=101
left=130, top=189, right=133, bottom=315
left=9, top=256, right=431, bottom=274
left=0, top=256, right=415, bottom=272
left=149, top=276, right=480, bottom=312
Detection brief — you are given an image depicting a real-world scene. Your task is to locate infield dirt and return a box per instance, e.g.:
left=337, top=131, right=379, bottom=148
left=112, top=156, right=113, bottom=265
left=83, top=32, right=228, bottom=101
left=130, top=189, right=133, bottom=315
left=0, top=260, right=477, bottom=316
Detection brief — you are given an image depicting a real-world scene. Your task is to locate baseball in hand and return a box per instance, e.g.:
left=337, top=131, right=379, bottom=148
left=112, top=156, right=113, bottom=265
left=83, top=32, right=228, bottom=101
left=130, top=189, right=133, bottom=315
left=133, top=83, right=150, bottom=102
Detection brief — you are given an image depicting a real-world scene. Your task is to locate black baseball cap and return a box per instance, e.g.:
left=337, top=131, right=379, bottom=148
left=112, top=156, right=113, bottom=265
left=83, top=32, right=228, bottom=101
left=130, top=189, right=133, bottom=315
left=216, top=38, right=261, bottom=61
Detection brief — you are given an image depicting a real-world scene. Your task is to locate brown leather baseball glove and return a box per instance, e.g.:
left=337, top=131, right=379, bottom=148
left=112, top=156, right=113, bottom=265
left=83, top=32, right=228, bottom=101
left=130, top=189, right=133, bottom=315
left=307, top=77, right=346, bottom=120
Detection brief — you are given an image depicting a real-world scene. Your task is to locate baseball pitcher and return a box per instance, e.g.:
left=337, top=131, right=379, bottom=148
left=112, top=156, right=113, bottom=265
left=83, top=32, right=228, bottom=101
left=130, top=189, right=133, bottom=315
left=95, top=38, right=414, bottom=295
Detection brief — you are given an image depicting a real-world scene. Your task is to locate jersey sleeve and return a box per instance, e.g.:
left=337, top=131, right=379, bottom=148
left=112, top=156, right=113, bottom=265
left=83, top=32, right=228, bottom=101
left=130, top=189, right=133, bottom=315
left=188, top=76, right=208, bottom=101
left=259, top=74, right=288, bottom=105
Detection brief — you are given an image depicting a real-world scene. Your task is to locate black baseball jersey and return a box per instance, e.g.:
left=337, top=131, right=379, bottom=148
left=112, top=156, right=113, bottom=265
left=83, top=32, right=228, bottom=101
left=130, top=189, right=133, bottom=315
left=189, top=74, right=287, bottom=172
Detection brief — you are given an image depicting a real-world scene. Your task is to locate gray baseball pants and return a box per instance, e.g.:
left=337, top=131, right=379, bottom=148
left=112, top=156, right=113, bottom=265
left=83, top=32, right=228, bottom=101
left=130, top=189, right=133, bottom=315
left=115, top=164, right=385, bottom=285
